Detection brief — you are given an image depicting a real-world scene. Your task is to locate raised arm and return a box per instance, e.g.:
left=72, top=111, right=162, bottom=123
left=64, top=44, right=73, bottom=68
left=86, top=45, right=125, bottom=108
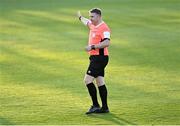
left=77, top=11, right=91, bottom=28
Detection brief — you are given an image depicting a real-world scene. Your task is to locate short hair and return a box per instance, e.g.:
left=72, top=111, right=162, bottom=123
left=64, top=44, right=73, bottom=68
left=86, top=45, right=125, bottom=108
left=90, top=8, right=101, bottom=16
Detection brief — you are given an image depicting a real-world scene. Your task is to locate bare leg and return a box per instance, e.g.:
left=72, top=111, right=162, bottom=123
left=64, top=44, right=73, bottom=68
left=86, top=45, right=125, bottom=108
left=84, top=74, right=95, bottom=85
left=96, top=76, right=105, bottom=87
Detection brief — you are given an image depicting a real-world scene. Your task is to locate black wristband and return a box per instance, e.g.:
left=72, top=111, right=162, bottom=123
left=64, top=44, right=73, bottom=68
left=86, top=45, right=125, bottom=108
left=91, top=45, right=95, bottom=50
left=79, top=16, right=82, bottom=20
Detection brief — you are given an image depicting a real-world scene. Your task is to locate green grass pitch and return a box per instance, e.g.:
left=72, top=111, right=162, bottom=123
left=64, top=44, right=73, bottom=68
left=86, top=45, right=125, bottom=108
left=0, top=0, right=180, bottom=125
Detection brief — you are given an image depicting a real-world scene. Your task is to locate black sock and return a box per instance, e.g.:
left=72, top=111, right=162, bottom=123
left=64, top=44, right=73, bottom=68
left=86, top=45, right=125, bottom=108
left=98, top=85, right=108, bottom=110
left=86, top=83, right=99, bottom=107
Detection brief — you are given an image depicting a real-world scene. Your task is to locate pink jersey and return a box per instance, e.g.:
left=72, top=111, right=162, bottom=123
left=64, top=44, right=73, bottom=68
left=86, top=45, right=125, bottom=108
left=87, top=21, right=111, bottom=56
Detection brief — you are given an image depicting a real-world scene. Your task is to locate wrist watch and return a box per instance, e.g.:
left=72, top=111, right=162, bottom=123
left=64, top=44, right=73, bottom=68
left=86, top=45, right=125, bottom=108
left=91, top=45, right=95, bottom=50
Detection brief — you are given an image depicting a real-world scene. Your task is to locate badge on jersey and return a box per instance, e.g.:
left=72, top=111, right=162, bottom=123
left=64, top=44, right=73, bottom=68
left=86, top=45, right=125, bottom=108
left=103, top=31, right=110, bottom=39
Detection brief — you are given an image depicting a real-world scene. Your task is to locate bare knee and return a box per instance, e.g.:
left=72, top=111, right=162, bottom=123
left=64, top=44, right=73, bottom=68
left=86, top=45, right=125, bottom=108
left=84, top=74, right=94, bottom=85
left=96, top=82, right=104, bottom=87
left=96, top=76, right=105, bottom=87
left=84, top=78, right=92, bottom=85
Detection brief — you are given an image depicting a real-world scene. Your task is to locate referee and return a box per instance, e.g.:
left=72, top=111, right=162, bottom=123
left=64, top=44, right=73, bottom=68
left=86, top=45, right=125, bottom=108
left=77, top=8, right=111, bottom=114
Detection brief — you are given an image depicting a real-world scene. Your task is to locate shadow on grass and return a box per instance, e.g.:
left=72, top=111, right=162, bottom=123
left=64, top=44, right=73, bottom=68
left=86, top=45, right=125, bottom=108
left=87, top=112, right=136, bottom=125
left=0, top=117, right=14, bottom=125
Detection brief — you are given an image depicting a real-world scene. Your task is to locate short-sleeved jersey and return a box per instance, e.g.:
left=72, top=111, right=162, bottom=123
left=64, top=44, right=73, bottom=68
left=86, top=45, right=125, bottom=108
left=87, top=21, right=111, bottom=56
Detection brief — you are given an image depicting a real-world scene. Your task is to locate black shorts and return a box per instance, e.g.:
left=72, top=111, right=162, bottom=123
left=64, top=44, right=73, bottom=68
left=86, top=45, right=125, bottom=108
left=86, top=55, right=109, bottom=78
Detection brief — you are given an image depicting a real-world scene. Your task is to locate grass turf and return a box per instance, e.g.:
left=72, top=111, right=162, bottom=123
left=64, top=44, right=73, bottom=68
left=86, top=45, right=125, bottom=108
left=0, top=0, right=180, bottom=125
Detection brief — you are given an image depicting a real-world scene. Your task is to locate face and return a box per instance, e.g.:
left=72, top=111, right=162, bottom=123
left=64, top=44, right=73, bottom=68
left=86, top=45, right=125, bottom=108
left=89, top=12, right=100, bottom=25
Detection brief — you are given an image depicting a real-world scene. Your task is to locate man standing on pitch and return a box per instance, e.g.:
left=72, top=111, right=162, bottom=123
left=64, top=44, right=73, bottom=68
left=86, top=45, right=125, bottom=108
left=77, top=8, right=111, bottom=114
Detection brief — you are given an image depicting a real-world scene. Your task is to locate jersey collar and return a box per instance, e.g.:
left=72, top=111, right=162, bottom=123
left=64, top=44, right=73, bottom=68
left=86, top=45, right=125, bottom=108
left=95, top=21, right=104, bottom=28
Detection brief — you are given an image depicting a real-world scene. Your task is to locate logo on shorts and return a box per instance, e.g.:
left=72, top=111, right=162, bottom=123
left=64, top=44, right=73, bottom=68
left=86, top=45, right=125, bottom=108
left=88, top=70, right=91, bottom=74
